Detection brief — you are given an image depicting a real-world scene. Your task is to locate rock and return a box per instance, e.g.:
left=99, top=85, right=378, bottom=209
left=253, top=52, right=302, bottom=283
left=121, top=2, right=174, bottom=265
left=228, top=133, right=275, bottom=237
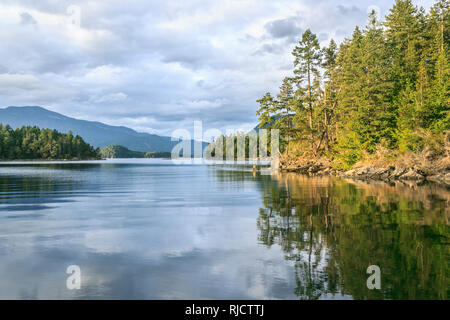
left=335, top=171, right=344, bottom=177
left=278, top=158, right=449, bottom=186
left=391, top=167, right=407, bottom=178
left=354, top=167, right=371, bottom=175
left=307, top=164, right=323, bottom=174
left=400, top=169, right=425, bottom=180
left=344, top=169, right=356, bottom=176
left=322, top=167, right=330, bottom=174
left=378, top=168, right=393, bottom=180
left=368, top=167, right=391, bottom=179
left=427, top=175, right=444, bottom=183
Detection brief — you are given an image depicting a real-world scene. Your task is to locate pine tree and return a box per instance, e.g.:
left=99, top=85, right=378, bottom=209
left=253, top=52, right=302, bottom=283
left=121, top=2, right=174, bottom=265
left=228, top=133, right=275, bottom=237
left=256, top=92, right=277, bottom=129
left=322, top=39, right=338, bottom=151
left=292, top=29, right=322, bottom=152
left=427, top=0, right=449, bottom=131
left=275, top=77, right=296, bottom=154
left=385, top=0, right=421, bottom=88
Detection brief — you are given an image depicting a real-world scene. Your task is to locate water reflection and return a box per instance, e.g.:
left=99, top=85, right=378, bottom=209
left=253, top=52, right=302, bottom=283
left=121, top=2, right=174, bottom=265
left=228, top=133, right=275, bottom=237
left=255, top=173, right=449, bottom=300
left=0, top=162, right=448, bottom=299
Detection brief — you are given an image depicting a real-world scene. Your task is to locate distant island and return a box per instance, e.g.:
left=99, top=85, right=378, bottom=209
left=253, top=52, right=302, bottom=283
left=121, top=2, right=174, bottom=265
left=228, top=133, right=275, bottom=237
left=99, top=145, right=171, bottom=159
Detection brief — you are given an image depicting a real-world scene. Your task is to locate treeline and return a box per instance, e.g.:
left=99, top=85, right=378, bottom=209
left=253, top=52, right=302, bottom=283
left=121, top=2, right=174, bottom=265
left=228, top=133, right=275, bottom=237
left=100, top=145, right=145, bottom=158
left=145, top=151, right=172, bottom=158
left=205, top=132, right=262, bottom=160
left=0, top=124, right=99, bottom=160
left=255, top=0, right=448, bottom=168
left=99, top=145, right=171, bottom=158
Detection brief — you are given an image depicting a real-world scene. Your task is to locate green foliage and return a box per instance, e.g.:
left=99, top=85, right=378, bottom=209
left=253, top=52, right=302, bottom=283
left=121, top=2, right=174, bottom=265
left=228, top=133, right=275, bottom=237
left=292, top=29, right=322, bottom=149
left=0, top=124, right=99, bottom=160
left=145, top=152, right=172, bottom=158
left=99, top=145, right=171, bottom=158
left=333, top=131, right=363, bottom=169
left=256, top=0, right=449, bottom=167
left=256, top=93, right=277, bottom=129
left=100, top=145, right=146, bottom=158
left=205, top=133, right=267, bottom=160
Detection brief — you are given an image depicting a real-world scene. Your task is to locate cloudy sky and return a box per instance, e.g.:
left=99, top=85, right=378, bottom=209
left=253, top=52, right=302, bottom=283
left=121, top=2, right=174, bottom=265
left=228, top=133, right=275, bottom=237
left=0, top=0, right=435, bottom=136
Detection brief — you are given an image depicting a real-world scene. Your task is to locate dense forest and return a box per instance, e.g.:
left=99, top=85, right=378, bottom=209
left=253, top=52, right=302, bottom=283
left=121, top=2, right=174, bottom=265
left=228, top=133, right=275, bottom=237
left=0, top=124, right=99, bottom=160
left=260, top=0, right=449, bottom=168
left=209, top=0, right=449, bottom=170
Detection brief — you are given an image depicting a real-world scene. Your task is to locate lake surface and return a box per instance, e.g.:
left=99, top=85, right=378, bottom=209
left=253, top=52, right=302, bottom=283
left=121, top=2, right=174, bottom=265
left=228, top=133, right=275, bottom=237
left=0, top=159, right=448, bottom=299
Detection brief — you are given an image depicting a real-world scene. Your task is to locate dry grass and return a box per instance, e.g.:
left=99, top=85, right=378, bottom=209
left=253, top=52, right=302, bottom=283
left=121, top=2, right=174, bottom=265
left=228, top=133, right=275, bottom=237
left=394, top=132, right=449, bottom=175
left=352, top=132, right=449, bottom=175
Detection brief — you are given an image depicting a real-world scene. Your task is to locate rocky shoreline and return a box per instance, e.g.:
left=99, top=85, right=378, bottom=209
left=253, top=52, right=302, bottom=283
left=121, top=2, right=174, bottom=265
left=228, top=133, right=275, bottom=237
left=279, top=159, right=450, bottom=185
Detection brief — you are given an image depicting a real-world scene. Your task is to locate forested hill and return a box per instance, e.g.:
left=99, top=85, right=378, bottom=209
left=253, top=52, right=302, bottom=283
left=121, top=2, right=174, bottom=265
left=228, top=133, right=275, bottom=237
left=0, top=124, right=99, bottom=160
left=253, top=0, right=449, bottom=169
left=0, top=106, right=199, bottom=153
left=100, top=145, right=146, bottom=158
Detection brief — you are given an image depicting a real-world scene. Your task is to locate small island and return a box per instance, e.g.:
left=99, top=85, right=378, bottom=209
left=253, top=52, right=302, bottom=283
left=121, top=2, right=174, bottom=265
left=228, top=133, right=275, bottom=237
left=99, top=145, right=171, bottom=159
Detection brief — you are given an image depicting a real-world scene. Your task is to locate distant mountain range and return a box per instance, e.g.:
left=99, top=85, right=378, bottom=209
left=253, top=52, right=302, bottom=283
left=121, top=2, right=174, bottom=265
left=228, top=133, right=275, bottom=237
left=0, top=106, right=207, bottom=153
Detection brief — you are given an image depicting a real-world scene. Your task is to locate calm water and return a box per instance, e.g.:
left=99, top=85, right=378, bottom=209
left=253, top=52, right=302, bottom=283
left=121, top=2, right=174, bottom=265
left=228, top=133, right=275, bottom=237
left=0, top=159, right=448, bottom=300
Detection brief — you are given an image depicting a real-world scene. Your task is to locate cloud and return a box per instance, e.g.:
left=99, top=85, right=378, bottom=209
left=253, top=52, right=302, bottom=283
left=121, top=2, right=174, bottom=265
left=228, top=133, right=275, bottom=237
left=265, top=17, right=302, bottom=39
left=253, top=43, right=284, bottom=56
left=91, top=92, right=128, bottom=104
left=19, top=12, right=36, bottom=25
left=0, top=74, right=41, bottom=92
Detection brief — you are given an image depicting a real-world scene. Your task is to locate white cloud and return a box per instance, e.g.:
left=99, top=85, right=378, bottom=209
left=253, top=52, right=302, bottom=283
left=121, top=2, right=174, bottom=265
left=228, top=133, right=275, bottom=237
left=91, top=92, right=128, bottom=103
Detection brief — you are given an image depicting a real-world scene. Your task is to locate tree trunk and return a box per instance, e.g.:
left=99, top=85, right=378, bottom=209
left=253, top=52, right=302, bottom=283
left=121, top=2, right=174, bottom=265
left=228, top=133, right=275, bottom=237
left=324, top=88, right=329, bottom=151
left=286, top=109, right=290, bottom=155
left=441, top=11, right=444, bottom=53
left=307, top=64, right=314, bottom=152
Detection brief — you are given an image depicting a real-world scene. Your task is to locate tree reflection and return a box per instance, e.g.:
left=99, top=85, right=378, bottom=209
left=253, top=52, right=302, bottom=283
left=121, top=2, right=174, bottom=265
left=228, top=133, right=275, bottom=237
left=256, top=174, right=449, bottom=300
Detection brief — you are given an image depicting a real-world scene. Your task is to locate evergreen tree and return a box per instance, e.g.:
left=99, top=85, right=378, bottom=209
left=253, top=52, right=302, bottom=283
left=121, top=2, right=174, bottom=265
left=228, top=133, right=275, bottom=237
left=292, top=29, right=322, bottom=151
left=275, top=77, right=296, bottom=154
left=321, top=39, right=339, bottom=151
left=256, top=92, right=277, bottom=129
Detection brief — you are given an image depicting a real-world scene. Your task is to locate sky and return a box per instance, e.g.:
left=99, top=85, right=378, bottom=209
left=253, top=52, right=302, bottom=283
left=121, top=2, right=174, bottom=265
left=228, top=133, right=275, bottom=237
left=0, top=0, right=436, bottom=137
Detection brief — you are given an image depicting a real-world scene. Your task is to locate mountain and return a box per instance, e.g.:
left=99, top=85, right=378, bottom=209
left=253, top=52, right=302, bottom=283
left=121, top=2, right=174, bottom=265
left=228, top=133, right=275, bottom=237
left=0, top=106, right=207, bottom=153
